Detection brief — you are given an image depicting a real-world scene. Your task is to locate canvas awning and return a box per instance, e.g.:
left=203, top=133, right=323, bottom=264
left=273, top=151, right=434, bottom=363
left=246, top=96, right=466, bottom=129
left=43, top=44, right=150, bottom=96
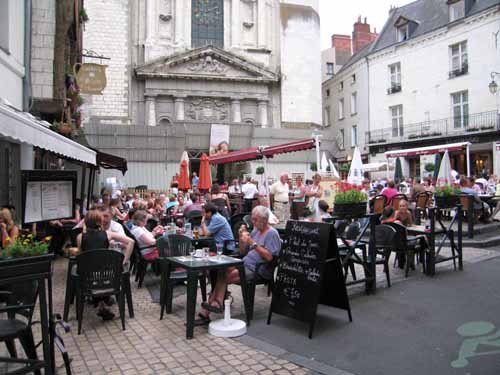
left=261, top=138, right=316, bottom=158
left=96, top=150, right=128, bottom=174
left=384, top=142, right=471, bottom=159
left=0, top=102, right=96, bottom=165
left=209, top=147, right=262, bottom=165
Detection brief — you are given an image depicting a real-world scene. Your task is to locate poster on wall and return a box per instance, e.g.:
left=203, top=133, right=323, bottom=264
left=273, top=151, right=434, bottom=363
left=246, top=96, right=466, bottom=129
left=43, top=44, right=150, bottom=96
left=209, top=124, right=230, bottom=156
left=22, top=170, right=76, bottom=224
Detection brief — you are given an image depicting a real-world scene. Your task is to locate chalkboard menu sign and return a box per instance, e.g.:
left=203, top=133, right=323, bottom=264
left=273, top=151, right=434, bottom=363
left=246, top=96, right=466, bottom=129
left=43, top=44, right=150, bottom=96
left=268, top=220, right=351, bottom=338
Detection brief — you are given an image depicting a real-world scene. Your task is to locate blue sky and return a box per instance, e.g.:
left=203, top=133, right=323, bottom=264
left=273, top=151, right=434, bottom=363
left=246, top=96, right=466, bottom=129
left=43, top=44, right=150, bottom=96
left=319, top=0, right=411, bottom=49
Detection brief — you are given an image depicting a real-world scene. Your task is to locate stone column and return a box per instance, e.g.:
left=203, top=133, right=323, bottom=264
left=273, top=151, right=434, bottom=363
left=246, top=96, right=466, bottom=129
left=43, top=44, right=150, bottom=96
left=257, top=0, right=266, bottom=48
left=145, top=96, right=157, bottom=126
left=231, top=99, right=242, bottom=123
left=258, top=100, right=268, bottom=128
left=145, top=0, right=157, bottom=59
left=231, top=0, right=241, bottom=47
left=175, top=97, right=185, bottom=121
left=175, top=0, right=185, bottom=46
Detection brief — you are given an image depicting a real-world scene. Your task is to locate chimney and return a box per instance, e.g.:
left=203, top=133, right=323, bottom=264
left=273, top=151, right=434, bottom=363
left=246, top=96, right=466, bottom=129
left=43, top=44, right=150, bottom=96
left=352, top=16, right=377, bottom=54
left=331, top=34, right=352, bottom=53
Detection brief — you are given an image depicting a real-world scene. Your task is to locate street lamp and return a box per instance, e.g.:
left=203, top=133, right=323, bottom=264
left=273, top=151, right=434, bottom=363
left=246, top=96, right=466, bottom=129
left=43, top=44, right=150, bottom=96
left=489, top=72, right=500, bottom=94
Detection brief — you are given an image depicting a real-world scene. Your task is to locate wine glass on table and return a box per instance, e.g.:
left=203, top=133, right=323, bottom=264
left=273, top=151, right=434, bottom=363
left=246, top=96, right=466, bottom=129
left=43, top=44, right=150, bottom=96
left=216, top=243, right=223, bottom=260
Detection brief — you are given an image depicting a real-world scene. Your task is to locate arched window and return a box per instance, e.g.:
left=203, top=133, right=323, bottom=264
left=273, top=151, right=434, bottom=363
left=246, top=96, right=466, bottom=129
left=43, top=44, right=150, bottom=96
left=192, top=0, right=224, bottom=48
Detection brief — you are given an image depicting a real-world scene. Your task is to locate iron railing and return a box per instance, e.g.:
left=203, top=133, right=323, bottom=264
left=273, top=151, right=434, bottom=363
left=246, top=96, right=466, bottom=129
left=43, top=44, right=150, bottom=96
left=365, top=110, right=499, bottom=145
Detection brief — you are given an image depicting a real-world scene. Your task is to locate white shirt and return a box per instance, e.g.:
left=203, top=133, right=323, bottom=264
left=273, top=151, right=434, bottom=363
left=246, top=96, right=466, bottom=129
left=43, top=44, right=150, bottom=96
left=130, top=226, right=155, bottom=255
left=228, top=185, right=241, bottom=194
left=270, top=181, right=289, bottom=203
left=107, top=220, right=125, bottom=236
left=242, top=182, right=258, bottom=199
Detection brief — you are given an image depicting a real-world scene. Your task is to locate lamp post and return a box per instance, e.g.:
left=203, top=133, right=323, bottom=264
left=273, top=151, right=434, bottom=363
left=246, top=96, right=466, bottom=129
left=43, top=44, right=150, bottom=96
left=312, top=132, right=323, bottom=175
left=490, top=71, right=500, bottom=129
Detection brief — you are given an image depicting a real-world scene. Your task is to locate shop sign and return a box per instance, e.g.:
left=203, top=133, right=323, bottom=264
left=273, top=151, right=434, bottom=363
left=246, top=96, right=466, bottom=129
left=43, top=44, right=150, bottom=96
left=75, top=63, right=107, bottom=94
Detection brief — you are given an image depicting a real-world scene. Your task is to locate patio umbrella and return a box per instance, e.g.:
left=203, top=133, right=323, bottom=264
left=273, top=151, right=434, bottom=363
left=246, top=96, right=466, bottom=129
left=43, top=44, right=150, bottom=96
left=328, top=159, right=340, bottom=179
left=347, top=147, right=364, bottom=186
left=178, top=160, right=191, bottom=191
left=394, top=157, right=404, bottom=181
left=433, top=153, right=442, bottom=181
left=180, top=150, right=190, bottom=178
left=437, top=150, right=452, bottom=186
left=320, top=152, right=329, bottom=173
left=198, top=153, right=212, bottom=192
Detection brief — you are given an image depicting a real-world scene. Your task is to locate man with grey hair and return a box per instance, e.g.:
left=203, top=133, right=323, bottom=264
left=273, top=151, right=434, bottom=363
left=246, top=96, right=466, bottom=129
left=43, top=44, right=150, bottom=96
left=270, top=172, right=290, bottom=223
left=198, top=205, right=281, bottom=322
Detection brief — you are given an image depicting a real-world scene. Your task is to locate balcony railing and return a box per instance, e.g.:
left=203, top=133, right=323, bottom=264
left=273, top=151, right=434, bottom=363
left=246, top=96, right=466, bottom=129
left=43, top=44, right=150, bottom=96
left=449, top=63, right=468, bottom=79
left=365, top=110, right=499, bottom=145
left=387, top=84, right=402, bottom=95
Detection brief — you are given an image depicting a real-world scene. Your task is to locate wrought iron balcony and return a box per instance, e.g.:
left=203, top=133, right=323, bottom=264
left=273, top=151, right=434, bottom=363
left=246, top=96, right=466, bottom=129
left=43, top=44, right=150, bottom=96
left=387, top=84, right=402, bottom=95
left=365, top=110, right=499, bottom=146
left=449, top=63, right=468, bottom=79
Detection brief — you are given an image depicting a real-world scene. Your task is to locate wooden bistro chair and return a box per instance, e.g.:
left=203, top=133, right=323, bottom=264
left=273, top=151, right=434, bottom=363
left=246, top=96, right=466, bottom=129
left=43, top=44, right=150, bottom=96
left=372, top=195, right=387, bottom=215
left=414, top=192, right=429, bottom=224
left=391, top=194, right=408, bottom=211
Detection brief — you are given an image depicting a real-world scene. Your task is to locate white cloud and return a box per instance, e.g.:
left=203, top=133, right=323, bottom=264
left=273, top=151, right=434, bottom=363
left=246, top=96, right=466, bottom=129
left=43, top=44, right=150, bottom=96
left=319, top=0, right=410, bottom=49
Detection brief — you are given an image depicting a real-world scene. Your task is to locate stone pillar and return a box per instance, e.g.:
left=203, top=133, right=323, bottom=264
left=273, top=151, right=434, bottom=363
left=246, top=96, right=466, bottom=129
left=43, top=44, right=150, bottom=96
left=145, top=96, right=157, bottom=126
left=145, top=0, right=157, bottom=59
left=231, top=0, right=240, bottom=47
left=258, top=100, right=268, bottom=128
left=175, top=0, right=185, bottom=45
left=257, top=0, right=266, bottom=48
left=231, top=99, right=242, bottom=123
left=175, top=97, right=185, bottom=121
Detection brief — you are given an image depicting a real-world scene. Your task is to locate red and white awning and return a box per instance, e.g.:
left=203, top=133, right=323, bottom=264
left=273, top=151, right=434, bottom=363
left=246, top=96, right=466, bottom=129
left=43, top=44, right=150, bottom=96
left=209, top=147, right=262, bottom=165
left=261, top=138, right=316, bottom=158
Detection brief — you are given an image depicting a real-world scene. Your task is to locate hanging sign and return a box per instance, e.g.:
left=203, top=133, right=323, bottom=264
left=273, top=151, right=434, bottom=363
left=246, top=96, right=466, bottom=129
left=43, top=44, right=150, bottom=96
left=74, top=63, right=108, bottom=94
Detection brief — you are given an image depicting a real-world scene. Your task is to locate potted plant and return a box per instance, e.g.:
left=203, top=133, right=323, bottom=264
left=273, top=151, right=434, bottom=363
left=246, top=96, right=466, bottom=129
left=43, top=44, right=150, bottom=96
left=310, top=162, right=318, bottom=172
left=0, top=234, right=53, bottom=279
left=255, top=166, right=265, bottom=175
left=424, top=163, right=435, bottom=173
left=434, top=185, right=460, bottom=208
left=80, top=8, right=89, bottom=23
left=334, top=187, right=368, bottom=218
left=51, top=121, right=74, bottom=137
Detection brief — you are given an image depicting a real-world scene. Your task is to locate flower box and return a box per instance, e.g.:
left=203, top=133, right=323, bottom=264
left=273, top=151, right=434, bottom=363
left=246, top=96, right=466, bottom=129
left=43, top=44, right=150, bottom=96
left=434, top=195, right=459, bottom=209
left=333, top=202, right=367, bottom=218
left=0, top=254, right=54, bottom=280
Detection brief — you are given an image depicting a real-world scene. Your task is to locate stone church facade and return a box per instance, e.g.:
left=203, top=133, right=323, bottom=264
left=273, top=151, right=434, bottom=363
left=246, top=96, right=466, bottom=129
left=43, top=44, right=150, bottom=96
left=82, top=0, right=331, bottom=189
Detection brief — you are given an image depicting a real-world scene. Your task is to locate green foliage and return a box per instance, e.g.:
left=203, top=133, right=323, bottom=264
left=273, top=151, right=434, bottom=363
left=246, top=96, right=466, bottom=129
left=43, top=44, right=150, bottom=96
left=79, top=8, right=89, bottom=22
left=256, top=166, right=265, bottom=175
left=310, top=162, right=317, bottom=172
left=2, top=234, right=49, bottom=259
left=434, top=185, right=460, bottom=197
left=340, top=163, right=351, bottom=172
left=424, top=163, right=435, bottom=172
left=334, top=190, right=368, bottom=204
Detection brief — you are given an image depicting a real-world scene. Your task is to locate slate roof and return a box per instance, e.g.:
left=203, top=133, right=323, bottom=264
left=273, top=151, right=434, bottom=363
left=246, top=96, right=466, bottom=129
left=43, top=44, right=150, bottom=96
left=335, top=42, right=373, bottom=76
left=371, top=0, right=500, bottom=53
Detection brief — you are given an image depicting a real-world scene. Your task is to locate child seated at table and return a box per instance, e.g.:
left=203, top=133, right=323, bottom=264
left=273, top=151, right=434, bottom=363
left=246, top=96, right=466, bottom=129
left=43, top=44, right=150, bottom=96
left=395, top=200, right=414, bottom=226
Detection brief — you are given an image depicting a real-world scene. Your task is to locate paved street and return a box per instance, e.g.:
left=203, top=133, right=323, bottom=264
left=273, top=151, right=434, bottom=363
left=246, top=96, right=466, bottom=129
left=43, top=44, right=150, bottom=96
left=3, top=243, right=499, bottom=375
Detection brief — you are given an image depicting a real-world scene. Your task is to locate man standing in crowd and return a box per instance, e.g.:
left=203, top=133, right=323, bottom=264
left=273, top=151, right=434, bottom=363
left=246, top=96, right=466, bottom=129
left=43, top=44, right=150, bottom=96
left=270, top=172, right=290, bottom=223
left=192, top=172, right=199, bottom=188
left=228, top=179, right=241, bottom=194
left=241, top=177, right=258, bottom=213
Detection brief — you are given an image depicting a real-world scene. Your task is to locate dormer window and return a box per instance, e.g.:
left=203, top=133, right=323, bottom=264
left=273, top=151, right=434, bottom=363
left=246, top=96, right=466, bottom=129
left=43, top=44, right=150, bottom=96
left=394, top=16, right=417, bottom=43
left=449, top=0, right=465, bottom=22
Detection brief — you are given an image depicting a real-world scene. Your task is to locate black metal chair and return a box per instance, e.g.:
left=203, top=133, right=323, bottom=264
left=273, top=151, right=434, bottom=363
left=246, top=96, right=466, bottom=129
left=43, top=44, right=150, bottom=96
left=386, top=222, right=424, bottom=277
left=246, top=257, right=279, bottom=320
left=229, top=213, right=247, bottom=239
left=0, top=281, right=41, bottom=375
left=123, top=223, right=158, bottom=288
left=373, top=224, right=398, bottom=288
left=75, top=249, right=127, bottom=334
left=159, top=235, right=207, bottom=319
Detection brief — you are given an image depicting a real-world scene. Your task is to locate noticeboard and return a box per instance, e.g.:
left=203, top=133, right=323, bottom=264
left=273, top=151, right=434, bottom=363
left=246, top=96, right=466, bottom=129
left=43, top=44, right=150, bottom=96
left=268, top=220, right=351, bottom=338
left=21, top=170, right=77, bottom=224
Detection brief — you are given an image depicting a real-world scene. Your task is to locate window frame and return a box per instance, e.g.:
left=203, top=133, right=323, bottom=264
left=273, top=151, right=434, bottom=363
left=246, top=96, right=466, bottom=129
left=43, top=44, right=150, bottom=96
left=326, top=62, right=334, bottom=76
left=397, top=24, right=409, bottom=42
left=390, top=105, right=404, bottom=137
left=191, top=0, right=224, bottom=48
left=451, top=90, right=469, bottom=129
left=450, top=41, right=468, bottom=74
left=339, top=129, right=345, bottom=150
left=350, top=92, right=357, bottom=115
left=0, top=0, right=9, bottom=54
left=338, top=98, right=345, bottom=120
left=449, top=0, right=465, bottom=22
left=351, top=125, right=358, bottom=148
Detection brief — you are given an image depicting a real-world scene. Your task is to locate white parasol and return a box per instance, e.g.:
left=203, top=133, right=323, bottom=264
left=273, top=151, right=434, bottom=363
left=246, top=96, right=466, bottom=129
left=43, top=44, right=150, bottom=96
left=320, top=152, right=329, bottom=173
left=347, top=147, right=364, bottom=185
left=437, top=150, right=452, bottom=186
left=328, top=159, right=340, bottom=179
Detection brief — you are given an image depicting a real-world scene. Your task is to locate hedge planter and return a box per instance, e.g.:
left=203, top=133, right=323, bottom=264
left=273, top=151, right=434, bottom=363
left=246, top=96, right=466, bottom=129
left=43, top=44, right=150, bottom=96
left=334, top=202, right=367, bottom=218
left=0, top=254, right=54, bottom=280
left=434, top=195, right=459, bottom=209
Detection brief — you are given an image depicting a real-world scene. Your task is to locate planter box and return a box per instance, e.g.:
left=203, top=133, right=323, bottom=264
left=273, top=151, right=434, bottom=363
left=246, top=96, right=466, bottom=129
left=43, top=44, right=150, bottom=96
left=434, top=195, right=459, bottom=209
left=334, top=202, right=367, bottom=218
left=0, top=254, right=54, bottom=280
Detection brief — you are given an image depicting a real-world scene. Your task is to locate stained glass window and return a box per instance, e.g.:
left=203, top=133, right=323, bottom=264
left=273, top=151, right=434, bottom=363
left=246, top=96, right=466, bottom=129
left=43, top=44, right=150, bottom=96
left=192, top=0, right=224, bottom=48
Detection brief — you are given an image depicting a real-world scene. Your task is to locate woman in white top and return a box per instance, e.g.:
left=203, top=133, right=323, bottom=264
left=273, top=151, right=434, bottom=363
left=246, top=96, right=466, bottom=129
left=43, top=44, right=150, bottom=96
left=130, top=210, right=164, bottom=261
left=306, top=173, right=324, bottom=221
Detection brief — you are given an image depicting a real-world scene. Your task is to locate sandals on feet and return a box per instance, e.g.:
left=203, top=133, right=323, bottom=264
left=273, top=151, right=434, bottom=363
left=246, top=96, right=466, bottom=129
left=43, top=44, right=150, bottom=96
left=193, top=313, right=211, bottom=326
left=201, top=300, right=224, bottom=313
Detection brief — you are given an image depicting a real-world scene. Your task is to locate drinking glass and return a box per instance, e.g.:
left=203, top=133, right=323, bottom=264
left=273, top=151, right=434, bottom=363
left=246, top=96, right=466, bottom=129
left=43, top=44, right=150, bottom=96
left=216, top=244, right=223, bottom=259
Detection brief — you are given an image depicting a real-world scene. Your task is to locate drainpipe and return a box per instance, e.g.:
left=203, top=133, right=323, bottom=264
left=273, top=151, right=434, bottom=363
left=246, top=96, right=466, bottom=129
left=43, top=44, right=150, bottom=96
left=365, top=55, right=370, bottom=159
left=23, top=0, right=32, bottom=112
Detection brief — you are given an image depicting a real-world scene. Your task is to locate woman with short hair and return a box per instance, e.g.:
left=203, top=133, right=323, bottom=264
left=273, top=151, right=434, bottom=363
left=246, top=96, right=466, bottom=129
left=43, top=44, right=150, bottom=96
left=130, top=210, right=164, bottom=261
left=0, top=208, right=19, bottom=248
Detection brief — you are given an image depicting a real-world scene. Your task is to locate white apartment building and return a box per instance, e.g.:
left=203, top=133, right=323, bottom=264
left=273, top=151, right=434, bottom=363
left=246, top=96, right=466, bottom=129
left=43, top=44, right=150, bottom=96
left=366, top=0, right=500, bottom=178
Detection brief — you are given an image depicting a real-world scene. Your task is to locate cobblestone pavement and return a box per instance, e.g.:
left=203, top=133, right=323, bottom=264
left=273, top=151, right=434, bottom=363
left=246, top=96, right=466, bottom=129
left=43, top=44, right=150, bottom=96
left=1, top=244, right=498, bottom=374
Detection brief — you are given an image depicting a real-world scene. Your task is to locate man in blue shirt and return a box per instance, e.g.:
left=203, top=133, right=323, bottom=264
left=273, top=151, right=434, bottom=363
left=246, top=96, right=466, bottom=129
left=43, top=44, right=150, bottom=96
left=191, top=172, right=199, bottom=188
left=460, top=177, right=490, bottom=222
left=200, top=203, right=234, bottom=252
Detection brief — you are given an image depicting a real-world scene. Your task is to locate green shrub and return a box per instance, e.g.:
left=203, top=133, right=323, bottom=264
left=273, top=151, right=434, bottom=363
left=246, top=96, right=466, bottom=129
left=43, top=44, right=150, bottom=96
left=434, top=185, right=460, bottom=197
left=424, top=163, right=435, bottom=172
left=334, top=190, right=368, bottom=204
left=256, top=166, right=265, bottom=175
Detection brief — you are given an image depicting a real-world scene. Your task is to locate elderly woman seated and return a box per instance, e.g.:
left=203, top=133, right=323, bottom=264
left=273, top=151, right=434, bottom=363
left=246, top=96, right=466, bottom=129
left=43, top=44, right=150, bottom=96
left=197, top=206, right=281, bottom=323
left=130, top=210, right=165, bottom=261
